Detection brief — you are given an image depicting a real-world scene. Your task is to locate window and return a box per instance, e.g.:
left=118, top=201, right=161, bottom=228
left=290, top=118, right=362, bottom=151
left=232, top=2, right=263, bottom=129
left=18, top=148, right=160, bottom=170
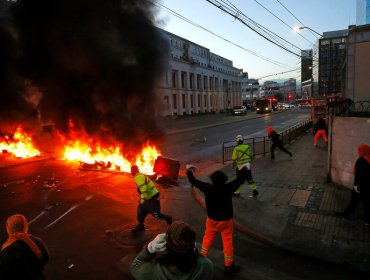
left=198, top=95, right=201, bottom=107
left=172, top=94, right=177, bottom=109
left=172, top=70, right=177, bottom=88
left=197, top=75, right=201, bottom=90
left=181, top=72, right=186, bottom=89
left=190, top=94, right=194, bottom=108
left=182, top=94, right=186, bottom=109
left=204, top=95, right=207, bottom=107
left=203, top=76, right=207, bottom=90
left=189, top=73, right=194, bottom=90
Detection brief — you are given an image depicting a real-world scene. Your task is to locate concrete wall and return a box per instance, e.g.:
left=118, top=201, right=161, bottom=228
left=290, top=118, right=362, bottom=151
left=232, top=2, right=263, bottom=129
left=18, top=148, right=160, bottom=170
left=330, top=117, right=370, bottom=188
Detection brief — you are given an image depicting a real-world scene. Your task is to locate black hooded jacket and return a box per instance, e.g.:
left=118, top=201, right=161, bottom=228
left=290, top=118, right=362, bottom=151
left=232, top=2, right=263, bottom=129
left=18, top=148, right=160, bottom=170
left=186, top=168, right=248, bottom=221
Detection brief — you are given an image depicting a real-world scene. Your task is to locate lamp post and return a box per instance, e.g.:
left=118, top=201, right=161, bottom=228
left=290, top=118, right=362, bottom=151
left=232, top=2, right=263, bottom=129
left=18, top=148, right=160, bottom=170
left=248, top=83, right=253, bottom=100
left=295, top=26, right=322, bottom=38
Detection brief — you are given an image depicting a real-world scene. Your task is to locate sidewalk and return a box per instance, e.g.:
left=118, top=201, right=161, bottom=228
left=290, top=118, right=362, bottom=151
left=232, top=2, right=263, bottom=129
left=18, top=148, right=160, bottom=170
left=191, top=133, right=370, bottom=272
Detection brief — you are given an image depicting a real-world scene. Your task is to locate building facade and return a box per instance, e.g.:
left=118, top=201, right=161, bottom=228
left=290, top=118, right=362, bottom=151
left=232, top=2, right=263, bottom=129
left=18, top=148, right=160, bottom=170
left=301, top=49, right=313, bottom=83
left=159, top=30, right=243, bottom=116
left=345, top=24, right=370, bottom=102
left=312, top=29, right=349, bottom=97
left=357, top=0, right=370, bottom=25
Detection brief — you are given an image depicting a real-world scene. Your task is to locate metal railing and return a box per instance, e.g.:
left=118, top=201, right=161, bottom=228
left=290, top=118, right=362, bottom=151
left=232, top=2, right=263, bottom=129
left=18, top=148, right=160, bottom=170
left=221, top=119, right=312, bottom=164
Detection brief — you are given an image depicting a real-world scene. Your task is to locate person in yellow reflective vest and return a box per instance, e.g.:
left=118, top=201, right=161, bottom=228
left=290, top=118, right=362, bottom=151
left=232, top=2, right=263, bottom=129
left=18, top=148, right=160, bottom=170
left=131, top=165, right=172, bottom=232
left=231, top=135, right=258, bottom=197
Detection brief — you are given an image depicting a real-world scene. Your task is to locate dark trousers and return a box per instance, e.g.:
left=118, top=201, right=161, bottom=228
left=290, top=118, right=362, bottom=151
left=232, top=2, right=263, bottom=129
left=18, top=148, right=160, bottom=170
left=271, top=140, right=292, bottom=159
left=343, top=189, right=370, bottom=223
left=137, top=196, right=172, bottom=224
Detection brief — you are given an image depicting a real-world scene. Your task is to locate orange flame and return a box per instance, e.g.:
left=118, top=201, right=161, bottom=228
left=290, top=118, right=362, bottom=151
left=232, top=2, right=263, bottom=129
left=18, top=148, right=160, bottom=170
left=0, top=128, right=40, bottom=158
left=63, top=141, right=161, bottom=174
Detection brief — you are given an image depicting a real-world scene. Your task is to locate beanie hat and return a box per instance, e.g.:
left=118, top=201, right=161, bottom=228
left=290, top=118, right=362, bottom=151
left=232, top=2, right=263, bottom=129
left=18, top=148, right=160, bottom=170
left=166, top=221, right=196, bottom=254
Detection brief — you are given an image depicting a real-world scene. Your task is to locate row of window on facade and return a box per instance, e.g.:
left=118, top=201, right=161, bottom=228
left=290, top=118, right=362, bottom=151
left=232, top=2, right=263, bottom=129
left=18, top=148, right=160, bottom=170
left=165, top=70, right=241, bottom=92
left=164, top=93, right=219, bottom=110
left=170, top=38, right=208, bottom=57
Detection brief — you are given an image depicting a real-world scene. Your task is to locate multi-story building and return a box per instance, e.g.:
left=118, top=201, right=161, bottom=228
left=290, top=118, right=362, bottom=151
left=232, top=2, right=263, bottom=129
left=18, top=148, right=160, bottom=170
left=345, top=24, right=370, bottom=102
left=259, top=81, right=279, bottom=98
left=312, top=29, right=349, bottom=97
left=301, top=49, right=312, bottom=82
left=239, top=71, right=259, bottom=101
left=357, top=0, right=370, bottom=25
left=159, top=30, right=243, bottom=116
left=280, top=78, right=297, bottom=101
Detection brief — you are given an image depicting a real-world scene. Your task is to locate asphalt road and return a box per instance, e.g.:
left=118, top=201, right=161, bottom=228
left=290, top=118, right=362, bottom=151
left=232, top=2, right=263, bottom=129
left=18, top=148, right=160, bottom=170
left=1, top=110, right=368, bottom=280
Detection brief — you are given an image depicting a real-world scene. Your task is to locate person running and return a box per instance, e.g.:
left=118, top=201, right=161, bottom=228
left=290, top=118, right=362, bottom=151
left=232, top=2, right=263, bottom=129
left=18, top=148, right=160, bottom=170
left=313, top=118, right=328, bottom=147
left=131, top=165, right=172, bottom=232
left=267, top=126, right=293, bottom=159
left=232, top=134, right=258, bottom=197
left=186, top=165, right=249, bottom=275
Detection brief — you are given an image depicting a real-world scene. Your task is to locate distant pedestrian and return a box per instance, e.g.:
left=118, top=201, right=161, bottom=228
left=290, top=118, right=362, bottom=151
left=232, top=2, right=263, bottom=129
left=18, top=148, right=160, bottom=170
left=186, top=165, right=249, bottom=275
left=337, top=144, right=370, bottom=225
left=130, top=220, right=214, bottom=279
left=232, top=135, right=258, bottom=197
left=0, top=214, right=49, bottom=280
left=131, top=165, right=172, bottom=232
left=313, top=118, right=328, bottom=147
left=267, top=126, right=293, bottom=159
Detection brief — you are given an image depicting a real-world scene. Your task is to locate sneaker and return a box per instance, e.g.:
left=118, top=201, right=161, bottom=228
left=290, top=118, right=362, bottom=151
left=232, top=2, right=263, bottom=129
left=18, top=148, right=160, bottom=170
left=224, top=262, right=241, bottom=275
left=131, top=224, right=145, bottom=233
left=252, top=190, right=259, bottom=197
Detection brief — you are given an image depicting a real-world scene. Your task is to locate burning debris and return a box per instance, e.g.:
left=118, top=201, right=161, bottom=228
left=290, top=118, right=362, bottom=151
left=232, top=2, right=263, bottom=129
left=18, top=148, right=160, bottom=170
left=0, top=127, right=40, bottom=158
left=0, top=0, right=170, bottom=169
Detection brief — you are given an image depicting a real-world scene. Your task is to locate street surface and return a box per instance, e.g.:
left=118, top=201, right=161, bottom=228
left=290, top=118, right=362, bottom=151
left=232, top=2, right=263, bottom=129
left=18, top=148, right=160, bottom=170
left=1, top=109, right=368, bottom=279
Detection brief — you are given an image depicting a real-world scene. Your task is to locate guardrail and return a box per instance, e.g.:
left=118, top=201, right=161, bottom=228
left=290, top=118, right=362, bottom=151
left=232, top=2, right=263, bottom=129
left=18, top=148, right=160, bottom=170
left=221, top=119, right=312, bottom=164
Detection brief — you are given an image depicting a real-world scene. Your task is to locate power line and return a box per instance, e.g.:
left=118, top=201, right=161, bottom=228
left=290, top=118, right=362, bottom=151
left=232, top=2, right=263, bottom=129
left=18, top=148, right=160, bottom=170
left=253, top=0, right=314, bottom=45
left=257, top=68, right=299, bottom=80
left=211, top=0, right=304, bottom=57
left=151, top=0, right=294, bottom=69
left=276, top=0, right=320, bottom=39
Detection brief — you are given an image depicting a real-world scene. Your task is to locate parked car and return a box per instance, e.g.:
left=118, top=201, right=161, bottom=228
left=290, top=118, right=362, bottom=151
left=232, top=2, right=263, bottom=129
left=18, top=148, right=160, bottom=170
left=231, top=106, right=247, bottom=115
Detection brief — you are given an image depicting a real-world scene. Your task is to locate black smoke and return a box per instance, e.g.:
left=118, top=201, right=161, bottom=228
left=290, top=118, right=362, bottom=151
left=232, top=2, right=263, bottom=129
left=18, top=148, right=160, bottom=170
left=1, top=0, right=168, bottom=152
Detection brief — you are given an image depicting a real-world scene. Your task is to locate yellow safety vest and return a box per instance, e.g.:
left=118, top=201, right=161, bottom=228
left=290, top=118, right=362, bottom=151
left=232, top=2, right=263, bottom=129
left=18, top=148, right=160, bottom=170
left=232, top=144, right=252, bottom=169
left=134, top=173, right=159, bottom=200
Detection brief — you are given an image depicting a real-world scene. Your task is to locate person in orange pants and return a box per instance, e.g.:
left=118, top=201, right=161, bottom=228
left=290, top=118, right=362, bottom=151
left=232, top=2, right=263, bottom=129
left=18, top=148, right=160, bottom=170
left=313, top=118, right=328, bottom=146
left=186, top=165, right=249, bottom=275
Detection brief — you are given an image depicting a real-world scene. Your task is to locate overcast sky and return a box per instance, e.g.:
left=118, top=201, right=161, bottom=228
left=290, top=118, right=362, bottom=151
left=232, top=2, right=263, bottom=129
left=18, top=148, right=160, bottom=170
left=154, top=0, right=356, bottom=83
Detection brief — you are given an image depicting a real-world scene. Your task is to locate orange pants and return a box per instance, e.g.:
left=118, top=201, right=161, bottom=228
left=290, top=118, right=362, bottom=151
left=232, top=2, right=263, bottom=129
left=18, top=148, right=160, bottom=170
left=201, top=217, right=234, bottom=266
left=314, top=130, right=327, bottom=145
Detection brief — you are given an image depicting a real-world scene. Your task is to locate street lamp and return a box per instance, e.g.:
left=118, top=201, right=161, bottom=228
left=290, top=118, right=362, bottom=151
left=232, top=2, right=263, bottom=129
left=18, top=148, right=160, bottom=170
left=294, top=26, right=322, bottom=38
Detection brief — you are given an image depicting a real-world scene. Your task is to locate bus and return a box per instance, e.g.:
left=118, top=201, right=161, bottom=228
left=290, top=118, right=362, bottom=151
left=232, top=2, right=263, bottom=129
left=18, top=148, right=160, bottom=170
left=255, top=98, right=277, bottom=113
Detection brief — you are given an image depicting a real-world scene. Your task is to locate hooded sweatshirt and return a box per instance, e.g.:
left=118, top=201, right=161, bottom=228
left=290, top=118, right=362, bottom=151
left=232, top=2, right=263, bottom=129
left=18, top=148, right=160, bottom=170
left=130, top=248, right=213, bottom=280
left=186, top=168, right=248, bottom=221
left=354, top=144, right=370, bottom=195
left=0, top=215, right=49, bottom=280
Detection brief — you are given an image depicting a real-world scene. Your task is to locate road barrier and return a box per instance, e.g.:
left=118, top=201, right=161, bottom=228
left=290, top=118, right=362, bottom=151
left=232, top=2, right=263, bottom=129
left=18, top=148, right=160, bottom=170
left=221, top=119, right=312, bottom=164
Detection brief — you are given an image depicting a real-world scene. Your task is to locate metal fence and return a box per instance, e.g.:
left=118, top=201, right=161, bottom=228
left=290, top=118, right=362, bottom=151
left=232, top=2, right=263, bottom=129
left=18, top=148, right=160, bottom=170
left=328, top=100, right=370, bottom=118
left=221, top=119, right=312, bottom=164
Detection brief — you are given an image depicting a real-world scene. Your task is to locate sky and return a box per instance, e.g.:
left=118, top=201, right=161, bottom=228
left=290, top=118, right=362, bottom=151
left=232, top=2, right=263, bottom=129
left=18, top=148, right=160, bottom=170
left=153, top=0, right=356, bottom=83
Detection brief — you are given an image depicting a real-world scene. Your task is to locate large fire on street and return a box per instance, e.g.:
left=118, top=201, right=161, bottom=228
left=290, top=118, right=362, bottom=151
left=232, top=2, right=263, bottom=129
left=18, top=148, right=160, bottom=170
left=0, top=127, right=40, bottom=158
left=0, top=126, right=161, bottom=175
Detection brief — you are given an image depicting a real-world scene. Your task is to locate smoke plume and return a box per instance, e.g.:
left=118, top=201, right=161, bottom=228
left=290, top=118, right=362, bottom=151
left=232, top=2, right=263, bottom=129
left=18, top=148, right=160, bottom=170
left=0, top=0, right=168, bottom=152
